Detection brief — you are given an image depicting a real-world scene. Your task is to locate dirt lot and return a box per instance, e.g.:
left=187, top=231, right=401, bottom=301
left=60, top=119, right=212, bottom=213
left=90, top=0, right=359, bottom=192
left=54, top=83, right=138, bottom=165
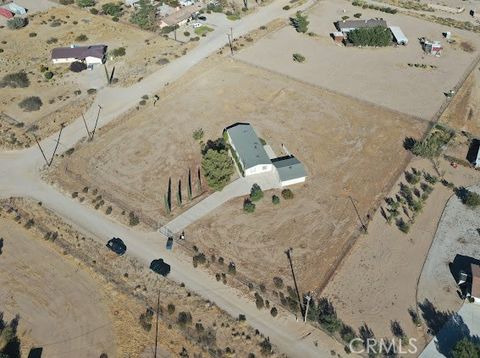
left=0, top=217, right=115, bottom=357
left=0, top=4, right=189, bottom=147
left=47, top=54, right=428, bottom=295
left=0, top=197, right=283, bottom=357
left=236, top=0, right=480, bottom=119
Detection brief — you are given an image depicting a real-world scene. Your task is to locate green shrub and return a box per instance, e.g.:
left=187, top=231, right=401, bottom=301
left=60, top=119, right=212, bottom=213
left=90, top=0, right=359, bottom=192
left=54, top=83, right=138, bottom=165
left=75, top=34, right=88, bottom=41
left=396, top=218, right=410, bottom=233
left=290, top=11, right=309, bottom=33
left=353, top=13, right=362, bottom=18
left=128, top=211, right=140, bottom=226
left=193, top=128, right=204, bottom=140
left=243, top=199, right=256, bottom=213
left=44, top=71, right=54, bottom=80
left=292, top=53, right=305, bottom=62
left=272, top=195, right=280, bottom=205
left=0, top=72, right=30, bottom=88
left=270, top=307, right=278, bottom=317
left=201, top=148, right=234, bottom=191
left=19, top=96, right=42, bottom=111
left=90, top=7, right=98, bottom=14
left=7, top=17, right=27, bottom=30
left=250, top=183, right=263, bottom=201
left=102, top=2, right=123, bottom=17
left=184, top=31, right=190, bottom=36
left=281, top=189, right=294, bottom=200
left=130, top=0, right=156, bottom=30
left=177, top=311, right=192, bottom=327
left=60, top=0, right=75, bottom=4
left=282, top=5, right=290, bottom=10
left=167, top=303, right=175, bottom=314
left=455, top=187, right=480, bottom=208
left=29, top=32, right=37, bottom=37
left=347, top=26, right=392, bottom=47
left=76, top=0, right=95, bottom=7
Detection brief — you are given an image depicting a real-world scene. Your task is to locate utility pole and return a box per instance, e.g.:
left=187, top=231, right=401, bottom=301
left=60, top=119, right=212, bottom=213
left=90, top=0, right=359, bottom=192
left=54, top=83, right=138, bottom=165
left=230, top=27, right=233, bottom=40
left=34, top=134, right=49, bottom=166
left=81, top=113, right=92, bottom=140
left=285, top=248, right=304, bottom=320
left=48, top=123, right=64, bottom=166
left=91, top=105, right=102, bottom=140
left=154, top=291, right=160, bottom=358
left=304, top=294, right=311, bottom=323
left=348, top=195, right=367, bottom=233
left=227, top=34, right=233, bottom=55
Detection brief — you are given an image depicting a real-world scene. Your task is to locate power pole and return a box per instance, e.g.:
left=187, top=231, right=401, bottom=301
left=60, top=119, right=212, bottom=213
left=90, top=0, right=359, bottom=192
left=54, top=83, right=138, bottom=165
left=304, top=294, right=311, bottom=323
left=81, top=113, right=92, bottom=140
left=33, top=134, right=49, bottom=166
left=91, top=105, right=102, bottom=140
left=348, top=195, right=367, bottom=233
left=285, top=248, right=305, bottom=320
left=154, top=291, right=160, bottom=358
left=48, top=123, right=64, bottom=166
left=230, top=27, right=233, bottom=40
left=227, top=34, right=233, bottom=55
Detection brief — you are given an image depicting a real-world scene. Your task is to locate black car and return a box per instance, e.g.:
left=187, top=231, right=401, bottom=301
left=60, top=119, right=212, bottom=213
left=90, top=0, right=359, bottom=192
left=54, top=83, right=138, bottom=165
left=150, top=258, right=171, bottom=276
left=106, top=237, right=127, bottom=255
left=198, top=15, right=207, bottom=21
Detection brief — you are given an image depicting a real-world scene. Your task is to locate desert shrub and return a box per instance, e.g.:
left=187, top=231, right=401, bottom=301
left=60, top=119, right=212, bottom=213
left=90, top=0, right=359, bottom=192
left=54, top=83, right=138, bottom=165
left=238, top=314, right=246, bottom=321
left=90, top=7, right=98, bottom=14
left=193, top=253, right=206, bottom=267
left=19, top=96, right=42, bottom=111
left=272, top=195, right=280, bottom=205
left=340, top=324, right=357, bottom=343
left=243, top=199, right=256, bottom=213
left=354, top=13, right=362, bottom=18
left=396, top=218, right=410, bottom=233
left=273, top=276, right=283, bottom=289
left=77, top=0, right=95, bottom=7
left=46, top=37, right=58, bottom=44
left=347, top=26, right=392, bottom=47
left=7, top=17, right=27, bottom=30
left=455, top=187, right=480, bottom=208
left=102, top=2, right=123, bottom=17
left=128, top=211, right=139, bottom=226
left=254, top=292, right=264, bottom=309
left=139, top=307, right=154, bottom=331
left=0, top=72, right=29, bottom=88
left=167, top=303, right=175, bottom=314
left=290, top=11, right=309, bottom=33
left=50, top=19, right=62, bottom=27
left=270, top=307, right=278, bottom=317
left=317, top=297, right=342, bottom=333
left=193, top=128, right=204, bottom=141
left=451, top=337, right=480, bottom=358
left=29, top=32, right=37, bottom=37
left=292, top=53, right=305, bottom=62
left=250, top=183, right=263, bottom=201
left=281, top=189, right=294, bottom=200
left=260, top=338, right=272, bottom=355
left=177, top=311, right=192, bottom=327
left=87, top=88, right=97, bottom=94
left=184, top=31, right=190, bottom=36
left=75, top=34, right=88, bottom=41
left=228, top=262, right=236, bottom=274
left=60, top=0, right=75, bottom=4
left=70, top=61, right=87, bottom=72
left=282, top=5, right=290, bottom=10
left=111, top=47, right=126, bottom=57
left=105, top=206, right=112, bottom=215
left=44, top=71, right=54, bottom=80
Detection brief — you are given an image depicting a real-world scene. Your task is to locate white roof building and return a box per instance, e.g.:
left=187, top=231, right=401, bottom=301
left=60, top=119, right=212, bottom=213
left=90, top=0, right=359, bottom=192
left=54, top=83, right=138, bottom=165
left=389, top=26, right=408, bottom=45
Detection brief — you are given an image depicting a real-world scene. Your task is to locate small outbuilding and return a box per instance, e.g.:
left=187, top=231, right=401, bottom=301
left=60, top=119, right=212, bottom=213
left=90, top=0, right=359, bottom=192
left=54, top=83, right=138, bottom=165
left=0, top=7, right=13, bottom=18
left=1, top=2, right=26, bottom=15
left=389, top=26, right=408, bottom=45
left=272, top=156, right=306, bottom=187
left=470, top=264, right=480, bottom=304
left=331, top=31, right=345, bottom=43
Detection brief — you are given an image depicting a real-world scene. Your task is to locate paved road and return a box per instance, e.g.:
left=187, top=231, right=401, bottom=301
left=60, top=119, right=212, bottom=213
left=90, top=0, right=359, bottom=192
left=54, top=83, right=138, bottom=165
left=0, top=0, right=343, bottom=357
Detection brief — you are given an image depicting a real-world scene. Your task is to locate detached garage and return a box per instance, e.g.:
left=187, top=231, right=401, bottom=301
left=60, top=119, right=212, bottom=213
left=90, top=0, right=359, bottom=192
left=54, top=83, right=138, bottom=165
left=272, top=156, right=306, bottom=187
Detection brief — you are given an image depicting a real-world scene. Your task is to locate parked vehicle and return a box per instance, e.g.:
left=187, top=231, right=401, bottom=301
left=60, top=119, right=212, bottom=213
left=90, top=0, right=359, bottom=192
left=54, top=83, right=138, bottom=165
left=192, top=22, right=202, bottom=28
left=106, top=237, right=126, bottom=255
left=198, top=15, right=207, bottom=21
left=166, top=237, right=174, bottom=250
left=150, top=259, right=171, bottom=276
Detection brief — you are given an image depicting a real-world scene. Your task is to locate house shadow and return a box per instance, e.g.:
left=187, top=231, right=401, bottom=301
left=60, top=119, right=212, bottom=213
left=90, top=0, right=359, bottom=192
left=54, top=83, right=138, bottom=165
left=466, top=139, right=480, bottom=165
left=27, top=348, right=43, bottom=358
left=449, top=255, right=480, bottom=296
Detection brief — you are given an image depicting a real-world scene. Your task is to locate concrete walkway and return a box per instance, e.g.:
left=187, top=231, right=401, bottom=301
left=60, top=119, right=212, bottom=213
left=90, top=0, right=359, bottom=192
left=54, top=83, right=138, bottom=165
left=420, top=303, right=480, bottom=357
left=165, top=171, right=281, bottom=233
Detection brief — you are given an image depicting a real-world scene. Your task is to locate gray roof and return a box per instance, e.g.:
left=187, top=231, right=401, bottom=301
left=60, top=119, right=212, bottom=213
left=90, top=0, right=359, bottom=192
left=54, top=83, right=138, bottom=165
left=226, top=123, right=271, bottom=170
left=51, top=45, right=107, bottom=60
left=272, top=156, right=306, bottom=182
left=336, top=18, right=387, bottom=31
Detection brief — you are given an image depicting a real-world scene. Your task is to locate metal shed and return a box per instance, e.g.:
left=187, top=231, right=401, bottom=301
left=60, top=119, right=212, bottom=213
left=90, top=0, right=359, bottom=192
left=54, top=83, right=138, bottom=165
left=2, top=2, right=27, bottom=15
left=0, top=7, right=13, bottom=18
left=389, top=26, right=408, bottom=45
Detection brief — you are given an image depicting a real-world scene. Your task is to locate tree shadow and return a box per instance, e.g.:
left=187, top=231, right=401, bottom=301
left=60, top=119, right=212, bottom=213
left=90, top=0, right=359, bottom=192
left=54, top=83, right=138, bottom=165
left=418, top=298, right=453, bottom=336
left=390, top=320, right=405, bottom=338
left=403, top=137, right=417, bottom=151
left=433, top=312, right=480, bottom=357
left=1, top=313, right=21, bottom=358
left=466, top=139, right=480, bottom=164
left=0, top=238, right=3, bottom=255
left=27, top=347, right=43, bottom=358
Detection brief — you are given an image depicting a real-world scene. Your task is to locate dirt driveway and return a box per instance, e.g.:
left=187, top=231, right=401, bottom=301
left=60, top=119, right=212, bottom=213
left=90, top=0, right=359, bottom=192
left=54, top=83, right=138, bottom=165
left=0, top=218, right=114, bottom=358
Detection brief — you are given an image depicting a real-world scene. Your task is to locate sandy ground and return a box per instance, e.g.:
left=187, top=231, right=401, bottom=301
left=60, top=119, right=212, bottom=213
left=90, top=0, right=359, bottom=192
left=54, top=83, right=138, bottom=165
left=235, top=0, right=480, bottom=119
left=1, top=197, right=285, bottom=358
left=0, top=218, right=115, bottom=358
left=0, top=4, right=189, bottom=146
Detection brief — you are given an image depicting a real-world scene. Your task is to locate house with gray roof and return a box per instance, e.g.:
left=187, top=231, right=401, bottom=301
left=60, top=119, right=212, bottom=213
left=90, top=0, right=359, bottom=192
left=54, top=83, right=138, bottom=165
left=225, top=123, right=273, bottom=176
left=225, top=123, right=307, bottom=186
left=335, top=18, right=387, bottom=33
left=272, top=156, right=306, bottom=187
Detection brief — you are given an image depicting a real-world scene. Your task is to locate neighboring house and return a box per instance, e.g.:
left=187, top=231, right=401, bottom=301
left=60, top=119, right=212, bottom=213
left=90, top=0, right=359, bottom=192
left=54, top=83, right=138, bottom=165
left=51, top=45, right=107, bottom=65
left=335, top=18, right=387, bottom=33
left=1, top=2, right=26, bottom=15
left=272, top=156, right=306, bottom=187
left=159, top=2, right=202, bottom=28
left=389, top=26, right=408, bottom=45
left=0, top=7, right=13, bottom=18
left=124, top=0, right=140, bottom=6
left=470, top=264, right=480, bottom=304
left=157, top=3, right=175, bottom=17
left=179, top=0, right=194, bottom=6
left=225, top=123, right=273, bottom=176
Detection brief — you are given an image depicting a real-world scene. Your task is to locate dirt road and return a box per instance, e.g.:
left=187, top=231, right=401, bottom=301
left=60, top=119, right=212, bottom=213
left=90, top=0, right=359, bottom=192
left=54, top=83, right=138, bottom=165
left=0, top=218, right=114, bottom=357
left=0, top=0, right=345, bottom=356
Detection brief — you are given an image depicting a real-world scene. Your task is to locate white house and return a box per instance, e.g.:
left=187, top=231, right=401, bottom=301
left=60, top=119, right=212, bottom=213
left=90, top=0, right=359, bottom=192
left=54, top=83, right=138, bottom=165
left=225, top=123, right=273, bottom=177
left=51, top=45, right=107, bottom=65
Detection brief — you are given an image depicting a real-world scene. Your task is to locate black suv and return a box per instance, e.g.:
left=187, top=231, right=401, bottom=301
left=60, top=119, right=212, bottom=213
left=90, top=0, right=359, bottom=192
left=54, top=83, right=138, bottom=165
left=106, top=237, right=127, bottom=255
left=150, top=259, right=171, bottom=276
